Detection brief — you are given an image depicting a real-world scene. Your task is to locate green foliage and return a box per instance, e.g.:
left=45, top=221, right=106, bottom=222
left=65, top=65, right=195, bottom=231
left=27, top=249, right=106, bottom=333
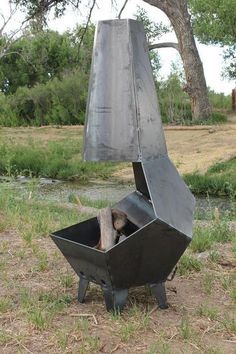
left=177, top=254, right=202, bottom=275
left=189, top=0, right=236, bottom=79
left=158, top=63, right=192, bottom=123
left=223, top=45, right=236, bottom=80
left=0, top=24, right=94, bottom=126
left=208, top=90, right=231, bottom=111
left=189, top=0, right=236, bottom=45
left=0, top=136, right=116, bottom=181
left=191, top=221, right=234, bottom=253
left=135, top=7, right=169, bottom=77
left=184, top=158, right=236, bottom=197
left=13, top=0, right=71, bottom=19
left=6, top=69, right=88, bottom=126
left=196, top=112, right=227, bottom=125
left=0, top=29, right=91, bottom=94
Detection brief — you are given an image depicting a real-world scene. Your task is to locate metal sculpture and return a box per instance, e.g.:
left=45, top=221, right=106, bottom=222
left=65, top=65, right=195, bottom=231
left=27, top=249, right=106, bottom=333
left=51, top=19, right=195, bottom=312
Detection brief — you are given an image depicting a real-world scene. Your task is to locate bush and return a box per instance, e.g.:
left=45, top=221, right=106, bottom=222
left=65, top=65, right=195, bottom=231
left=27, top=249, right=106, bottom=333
left=8, top=69, right=88, bottom=126
left=184, top=158, right=236, bottom=197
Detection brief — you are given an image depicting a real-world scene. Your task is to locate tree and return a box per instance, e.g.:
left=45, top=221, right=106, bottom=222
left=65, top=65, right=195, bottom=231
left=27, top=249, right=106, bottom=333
left=13, top=0, right=212, bottom=120
left=135, top=7, right=169, bottom=78
left=0, top=25, right=94, bottom=94
left=189, top=0, right=236, bottom=80
left=142, top=0, right=211, bottom=120
left=0, top=2, right=30, bottom=59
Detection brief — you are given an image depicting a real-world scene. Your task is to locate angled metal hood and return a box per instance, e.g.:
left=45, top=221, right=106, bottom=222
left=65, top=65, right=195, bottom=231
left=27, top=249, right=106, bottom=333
left=83, top=19, right=167, bottom=162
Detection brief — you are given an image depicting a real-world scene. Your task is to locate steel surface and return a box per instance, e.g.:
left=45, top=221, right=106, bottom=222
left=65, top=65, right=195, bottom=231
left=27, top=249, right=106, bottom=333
left=83, top=19, right=167, bottom=161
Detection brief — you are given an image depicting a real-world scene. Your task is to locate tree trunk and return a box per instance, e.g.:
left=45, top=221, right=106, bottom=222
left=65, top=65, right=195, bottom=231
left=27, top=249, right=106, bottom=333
left=143, top=0, right=212, bottom=120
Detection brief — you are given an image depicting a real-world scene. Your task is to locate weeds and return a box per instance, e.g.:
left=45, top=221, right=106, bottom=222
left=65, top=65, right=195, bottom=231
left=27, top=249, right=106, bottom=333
left=0, top=187, right=90, bottom=242
left=0, top=329, right=11, bottom=345
left=148, top=340, right=171, bottom=354
left=191, top=221, right=234, bottom=253
left=222, top=316, right=236, bottom=334
left=76, top=318, right=90, bottom=333
left=209, top=250, right=220, bottom=263
left=0, top=135, right=117, bottom=181
left=34, top=251, right=49, bottom=272
left=196, top=303, right=219, bottom=321
left=177, top=254, right=202, bottom=275
left=19, top=289, right=72, bottom=330
left=59, top=274, right=74, bottom=288
left=201, top=273, right=214, bottom=295
left=179, top=317, right=192, bottom=340
left=0, top=297, right=13, bottom=313
left=184, top=158, right=236, bottom=197
left=119, top=322, right=138, bottom=342
left=56, top=330, right=68, bottom=350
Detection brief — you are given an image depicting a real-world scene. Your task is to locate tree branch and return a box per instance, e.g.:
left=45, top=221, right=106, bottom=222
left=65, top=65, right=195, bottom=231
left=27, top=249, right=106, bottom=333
left=142, top=0, right=167, bottom=13
left=118, top=0, right=128, bottom=19
left=78, top=0, right=96, bottom=50
left=149, top=42, right=179, bottom=51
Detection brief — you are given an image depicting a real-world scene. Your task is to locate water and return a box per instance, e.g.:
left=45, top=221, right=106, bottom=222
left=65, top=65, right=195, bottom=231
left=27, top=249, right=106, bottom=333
left=0, top=176, right=234, bottom=218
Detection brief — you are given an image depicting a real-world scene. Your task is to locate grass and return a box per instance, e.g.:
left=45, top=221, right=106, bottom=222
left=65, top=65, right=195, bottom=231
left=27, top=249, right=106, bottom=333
left=0, top=185, right=91, bottom=240
left=59, top=274, right=74, bottom=288
left=19, top=289, right=73, bottom=331
left=0, top=129, right=117, bottom=182
left=184, top=158, right=236, bottom=197
left=0, top=297, right=13, bottom=313
left=191, top=220, right=235, bottom=253
left=177, top=254, right=202, bottom=275
left=179, top=317, right=192, bottom=340
left=201, top=273, right=214, bottom=295
left=174, top=112, right=228, bottom=126
left=147, top=341, right=171, bottom=354
left=0, top=138, right=235, bottom=352
left=196, top=303, right=219, bottom=321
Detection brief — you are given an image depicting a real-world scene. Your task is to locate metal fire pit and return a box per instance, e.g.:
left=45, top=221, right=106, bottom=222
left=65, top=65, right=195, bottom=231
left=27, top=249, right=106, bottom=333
left=51, top=19, right=195, bottom=312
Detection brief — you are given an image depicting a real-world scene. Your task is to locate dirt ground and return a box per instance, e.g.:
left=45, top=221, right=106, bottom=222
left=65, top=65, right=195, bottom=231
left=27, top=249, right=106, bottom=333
left=0, top=229, right=235, bottom=354
left=113, top=121, right=236, bottom=182
left=0, top=119, right=236, bottom=353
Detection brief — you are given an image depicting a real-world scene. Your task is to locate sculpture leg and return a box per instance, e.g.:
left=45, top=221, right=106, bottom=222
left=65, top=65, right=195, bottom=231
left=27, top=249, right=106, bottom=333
left=78, top=278, right=89, bottom=303
left=150, top=282, right=168, bottom=309
left=102, top=287, right=128, bottom=313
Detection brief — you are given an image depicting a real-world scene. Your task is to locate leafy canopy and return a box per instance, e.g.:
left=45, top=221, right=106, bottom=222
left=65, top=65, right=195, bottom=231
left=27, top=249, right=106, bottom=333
left=189, top=0, right=236, bottom=79
left=189, top=0, right=236, bottom=45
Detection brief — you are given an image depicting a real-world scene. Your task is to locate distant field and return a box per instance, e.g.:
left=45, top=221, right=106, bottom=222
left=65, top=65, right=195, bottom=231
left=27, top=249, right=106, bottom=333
left=0, top=123, right=236, bottom=196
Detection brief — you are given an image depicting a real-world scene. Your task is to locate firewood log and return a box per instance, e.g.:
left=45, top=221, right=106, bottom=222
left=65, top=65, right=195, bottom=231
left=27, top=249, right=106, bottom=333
left=97, top=208, right=128, bottom=251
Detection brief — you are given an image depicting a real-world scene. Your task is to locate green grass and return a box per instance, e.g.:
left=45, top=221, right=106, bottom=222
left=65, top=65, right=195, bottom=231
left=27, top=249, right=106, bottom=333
left=0, top=185, right=91, bottom=239
left=0, top=135, right=117, bottom=182
left=19, top=289, right=73, bottom=331
left=177, top=254, right=202, bottom=275
left=195, top=112, right=228, bottom=125
left=179, top=316, right=193, bottom=340
left=184, top=158, right=236, bottom=197
left=196, top=303, right=219, bottom=321
left=0, top=297, right=13, bottom=313
left=191, top=221, right=235, bottom=253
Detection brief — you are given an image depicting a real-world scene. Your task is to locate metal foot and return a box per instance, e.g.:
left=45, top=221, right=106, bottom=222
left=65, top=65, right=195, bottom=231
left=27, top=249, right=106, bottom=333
left=150, top=282, right=168, bottom=309
left=102, top=287, right=128, bottom=312
left=78, top=278, right=89, bottom=303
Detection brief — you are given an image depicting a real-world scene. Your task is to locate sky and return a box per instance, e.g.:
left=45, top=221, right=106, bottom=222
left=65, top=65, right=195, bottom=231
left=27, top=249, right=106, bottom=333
left=0, top=0, right=234, bottom=95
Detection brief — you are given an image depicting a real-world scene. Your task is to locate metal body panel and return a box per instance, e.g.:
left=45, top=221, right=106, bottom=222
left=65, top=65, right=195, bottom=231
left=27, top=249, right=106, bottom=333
left=83, top=19, right=166, bottom=161
left=107, top=219, right=190, bottom=288
left=114, top=191, right=155, bottom=228
left=51, top=219, right=112, bottom=287
left=51, top=217, right=190, bottom=289
left=142, top=157, right=195, bottom=237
